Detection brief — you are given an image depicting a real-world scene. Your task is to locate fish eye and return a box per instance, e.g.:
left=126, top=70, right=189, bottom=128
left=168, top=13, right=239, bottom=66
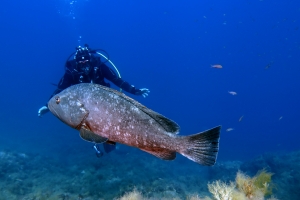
left=55, top=96, right=60, bottom=104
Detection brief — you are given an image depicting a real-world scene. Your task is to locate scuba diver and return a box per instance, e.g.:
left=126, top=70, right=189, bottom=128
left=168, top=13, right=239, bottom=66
left=38, top=44, right=150, bottom=156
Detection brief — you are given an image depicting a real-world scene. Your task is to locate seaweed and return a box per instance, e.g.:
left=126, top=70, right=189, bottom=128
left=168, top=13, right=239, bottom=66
left=253, top=169, right=274, bottom=196
left=207, top=180, right=235, bottom=200
left=207, top=169, right=275, bottom=200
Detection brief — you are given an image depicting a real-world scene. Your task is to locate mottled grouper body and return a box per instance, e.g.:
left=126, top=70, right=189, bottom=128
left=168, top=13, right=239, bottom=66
left=48, top=83, right=221, bottom=166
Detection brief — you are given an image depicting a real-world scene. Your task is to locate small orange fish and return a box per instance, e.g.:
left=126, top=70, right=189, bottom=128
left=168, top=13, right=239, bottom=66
left=211, top=64, right=223, bottom=69
left=228, top=91, right=237, bottom=95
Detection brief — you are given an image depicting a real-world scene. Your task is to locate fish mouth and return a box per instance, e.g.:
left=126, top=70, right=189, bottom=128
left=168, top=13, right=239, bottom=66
left=47, top=101, right=57, bottom=117
left=52, top=108, right=60, bottom=119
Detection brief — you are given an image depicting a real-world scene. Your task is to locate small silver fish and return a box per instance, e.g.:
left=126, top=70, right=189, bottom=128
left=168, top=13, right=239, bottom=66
left=239, top=115, right=244, bottom=122
left=211, top=64, right=223, bottom=69
left=228, top=91, right=237, bottom=95
left=48, top=83, right=221, bottom=166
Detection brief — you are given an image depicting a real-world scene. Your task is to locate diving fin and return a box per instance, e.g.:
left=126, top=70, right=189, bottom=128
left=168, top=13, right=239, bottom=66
left=103, top=141, right=116, bottom=153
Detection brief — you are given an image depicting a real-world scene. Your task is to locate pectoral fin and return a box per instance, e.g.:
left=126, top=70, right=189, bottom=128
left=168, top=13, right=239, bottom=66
left=79, top=127, right=108, bottom=143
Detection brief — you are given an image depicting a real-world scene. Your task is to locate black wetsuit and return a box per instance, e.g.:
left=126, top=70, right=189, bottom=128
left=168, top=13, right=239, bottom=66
left=48, top=55, right=140, bottom=154
left=50, top=55, right=140, bottom=99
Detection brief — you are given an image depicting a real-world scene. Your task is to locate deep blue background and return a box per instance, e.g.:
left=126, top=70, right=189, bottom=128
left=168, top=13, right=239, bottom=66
left=0, top=0, right=299, bottom=161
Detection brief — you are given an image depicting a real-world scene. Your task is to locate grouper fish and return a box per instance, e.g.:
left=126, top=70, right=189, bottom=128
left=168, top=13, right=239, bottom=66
left=48, top=83, right=221, bottom=166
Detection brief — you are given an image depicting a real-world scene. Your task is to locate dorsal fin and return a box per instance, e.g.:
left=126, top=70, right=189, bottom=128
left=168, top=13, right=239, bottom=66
left=96, top=85, right=180, bottom=134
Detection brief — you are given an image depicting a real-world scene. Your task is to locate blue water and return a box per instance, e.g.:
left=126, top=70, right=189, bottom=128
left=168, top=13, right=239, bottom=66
left=0, top=0, right=299, bottom=199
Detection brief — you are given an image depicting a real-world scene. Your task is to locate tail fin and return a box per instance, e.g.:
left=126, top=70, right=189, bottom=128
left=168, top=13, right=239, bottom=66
left=180, top=126, right=221, bottom=166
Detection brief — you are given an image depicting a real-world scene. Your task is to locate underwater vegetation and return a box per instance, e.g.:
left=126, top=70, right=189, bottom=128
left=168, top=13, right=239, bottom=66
left=116, top=169, right=276, bottom=200
left=207, top=180, right=235, bottom=200
left=116, top=188, right=144, bottom=200
left=239, top=151, right=300, bottom=199
left=0, top=147, right=299, bottom=199
left=207, top=169, right=275, bottom=200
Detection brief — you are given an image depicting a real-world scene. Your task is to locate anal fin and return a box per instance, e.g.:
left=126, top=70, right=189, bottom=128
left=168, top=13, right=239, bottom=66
left=140, top=148, right=176, bottom=160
